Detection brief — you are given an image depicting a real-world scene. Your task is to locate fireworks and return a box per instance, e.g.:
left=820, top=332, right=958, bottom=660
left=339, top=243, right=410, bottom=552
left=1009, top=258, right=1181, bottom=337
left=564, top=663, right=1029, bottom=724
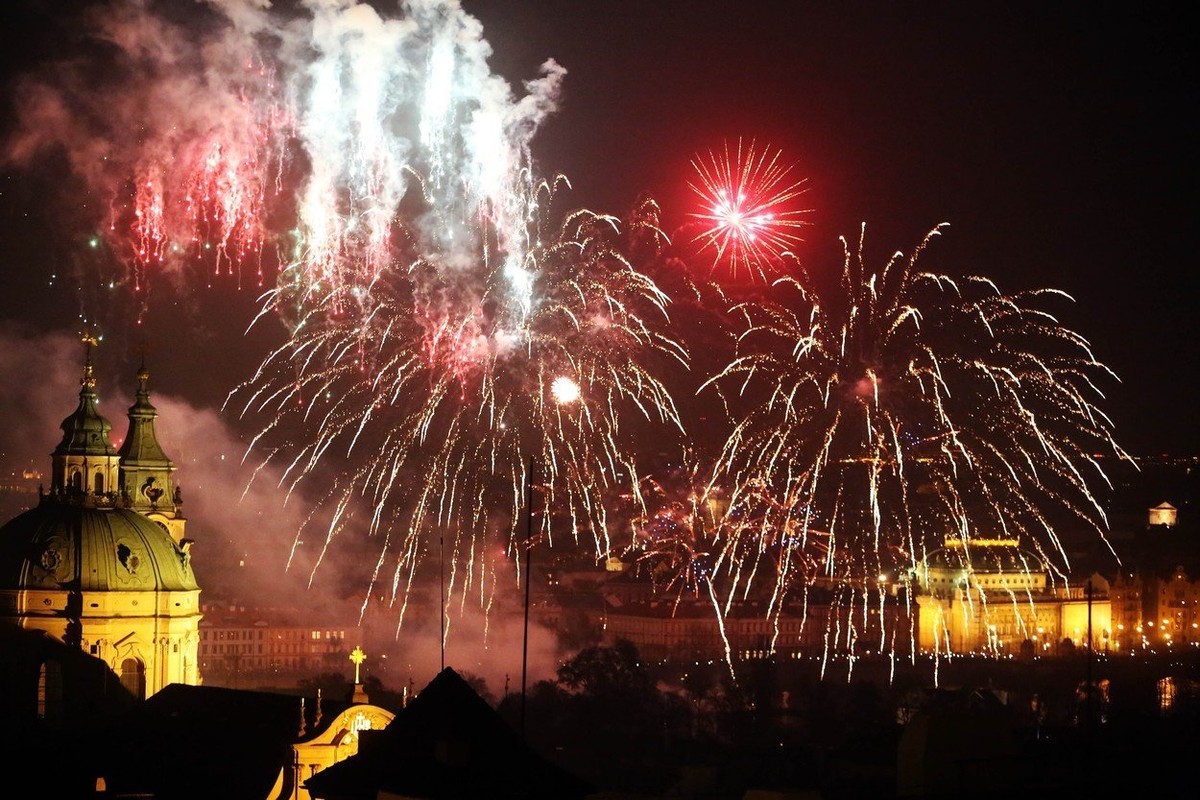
left=687, top=138, right=811, bottom=282
left=230, top=202, right=687, bottom=632
left=5, top=1, right=1134, bottom=672
left=15, top=0, right=664, bottom=635
left=109, top=21, right=290, bottom=290
left=698, top=223, right=1130, bottom=665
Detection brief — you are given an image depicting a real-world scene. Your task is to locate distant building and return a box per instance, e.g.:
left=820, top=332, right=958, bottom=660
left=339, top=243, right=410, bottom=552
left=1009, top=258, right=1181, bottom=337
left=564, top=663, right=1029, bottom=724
left=1108, top=495, right=1200, bottom=651
left=602, top=597, right=842, bottom=661
left=543, top=561, right=912, bottom=662
left=199, top=600, right=364, bottom=687
left=913, top=538, right=1112, bottom=655
left=1149, top=502, right=1178, bottom=528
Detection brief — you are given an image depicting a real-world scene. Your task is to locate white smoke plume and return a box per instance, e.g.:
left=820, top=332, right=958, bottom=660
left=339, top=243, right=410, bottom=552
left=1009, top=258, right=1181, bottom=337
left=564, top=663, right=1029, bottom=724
left=3, top=0, right=566, bottom=301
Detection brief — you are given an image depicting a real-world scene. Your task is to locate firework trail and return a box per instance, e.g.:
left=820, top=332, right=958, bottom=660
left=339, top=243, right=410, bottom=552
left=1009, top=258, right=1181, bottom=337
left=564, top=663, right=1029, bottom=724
left=3, top=1, right=565, bottom=297
left=291, top=0, right=565, bottom=304
left=625, top=459, right=725, bottom=600
left=4, top=0, right=293, bottom=290
left=231, top=200, right=687, bottom=633
left=687, top=138, right=811, bottom=283
left=697, top=222, right=1130, bottom=665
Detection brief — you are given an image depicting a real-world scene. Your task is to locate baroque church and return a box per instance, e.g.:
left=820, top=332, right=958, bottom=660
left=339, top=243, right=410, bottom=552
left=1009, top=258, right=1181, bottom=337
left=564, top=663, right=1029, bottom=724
left=0, top=341, right=406, bottom=799
left=0, top=337, right=201, bottom=715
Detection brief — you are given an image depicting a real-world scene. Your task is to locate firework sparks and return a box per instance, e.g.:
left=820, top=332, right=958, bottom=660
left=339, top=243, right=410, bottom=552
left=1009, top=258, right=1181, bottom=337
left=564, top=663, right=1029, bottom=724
left=625, top=463, right=723, bottom=599
left=231, top=201, right=687, bottom=634
left=108, top=29, right=290, bottom=290
left=687, top=138, right=811, bottom=282
left=5, top=1, right=1134, bottom=676
left=12, top=0, right=649, bottom=638
left=698, top=222, right=1130, bottom=666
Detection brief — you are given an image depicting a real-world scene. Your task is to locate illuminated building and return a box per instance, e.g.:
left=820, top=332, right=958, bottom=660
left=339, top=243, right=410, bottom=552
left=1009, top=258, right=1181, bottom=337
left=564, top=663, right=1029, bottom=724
left=303, top=667, right=590, bottom=800
left=0, top=342, right=394, bottom=795
left=1148, top=502, right=1178, bottom=527
left=198, top=600, right=365, bottom=686
left=89, top=674, right=394, bottom=799
left=1110, top=565, right=1200, bottom=651
left=913, top=538, right=1112, bottom=655
left=1107, top=496, right=1200, bottom=651
left=0, top=342, right=201, bottom=711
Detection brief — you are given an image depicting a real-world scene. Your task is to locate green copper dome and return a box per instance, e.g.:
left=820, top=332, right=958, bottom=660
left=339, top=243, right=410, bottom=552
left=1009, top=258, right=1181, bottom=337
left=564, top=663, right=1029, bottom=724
left=0, top=500, right=198, bottom=593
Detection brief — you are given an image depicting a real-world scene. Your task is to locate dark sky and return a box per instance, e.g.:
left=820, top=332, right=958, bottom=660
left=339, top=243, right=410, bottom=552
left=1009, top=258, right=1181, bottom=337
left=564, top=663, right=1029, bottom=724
left=1, top=0, right=1195, bottom=459
left=464, top=0, right=1197, bottom=457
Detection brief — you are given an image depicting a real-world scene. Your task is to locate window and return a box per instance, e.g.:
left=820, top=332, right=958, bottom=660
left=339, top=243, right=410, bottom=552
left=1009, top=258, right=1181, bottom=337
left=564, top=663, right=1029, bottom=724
left=120, top=658, right=146, bottom=700
left=37, top=660, right=63, bottom=722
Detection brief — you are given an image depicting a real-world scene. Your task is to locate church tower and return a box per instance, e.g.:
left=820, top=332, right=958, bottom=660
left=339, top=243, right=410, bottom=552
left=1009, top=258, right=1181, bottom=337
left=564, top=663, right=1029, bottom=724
left=117, top=360, right=187, bottom=545
left=50, top=334, right=121, bottom=499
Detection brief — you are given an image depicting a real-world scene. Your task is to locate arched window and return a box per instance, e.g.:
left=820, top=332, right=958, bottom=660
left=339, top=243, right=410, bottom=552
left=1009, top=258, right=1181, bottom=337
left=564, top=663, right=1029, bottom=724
left=70, top=470, right=82, bottom=491
left=94, top=471, right=105, bottom=494
left=120, top=658, right=146, bottom=700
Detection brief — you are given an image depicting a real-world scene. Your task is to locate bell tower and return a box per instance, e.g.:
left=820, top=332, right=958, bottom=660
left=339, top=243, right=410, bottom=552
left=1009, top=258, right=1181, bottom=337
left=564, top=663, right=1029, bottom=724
left=117, top=359, right=187, bottom=544
left=50, top=333, right=121, bottom=500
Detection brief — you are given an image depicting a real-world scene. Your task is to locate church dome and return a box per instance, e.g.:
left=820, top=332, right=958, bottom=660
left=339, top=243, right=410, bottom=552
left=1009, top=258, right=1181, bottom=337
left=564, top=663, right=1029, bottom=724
left=0, top=498, right=198, bottom=594
left=922, top=541, right=1048, bottom=575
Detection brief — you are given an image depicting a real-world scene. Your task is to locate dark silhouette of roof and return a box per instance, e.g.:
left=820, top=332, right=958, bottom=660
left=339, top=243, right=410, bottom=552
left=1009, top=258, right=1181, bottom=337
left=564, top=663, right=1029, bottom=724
left=304, top=666, right=591, bottom=800
left=97, top=683, right=356, bottom=800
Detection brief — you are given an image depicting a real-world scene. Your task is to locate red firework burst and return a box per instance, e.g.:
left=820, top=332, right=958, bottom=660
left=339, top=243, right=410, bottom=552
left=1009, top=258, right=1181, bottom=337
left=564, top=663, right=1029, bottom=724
left=688, top=138, right=810, bottom=281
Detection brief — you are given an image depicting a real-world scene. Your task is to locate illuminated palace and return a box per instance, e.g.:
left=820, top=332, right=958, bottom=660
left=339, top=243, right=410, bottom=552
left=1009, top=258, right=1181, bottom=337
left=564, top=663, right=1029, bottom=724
left=552, top=542, right=1120, bottom=662
left=913, top=501, right=1200, bottom=657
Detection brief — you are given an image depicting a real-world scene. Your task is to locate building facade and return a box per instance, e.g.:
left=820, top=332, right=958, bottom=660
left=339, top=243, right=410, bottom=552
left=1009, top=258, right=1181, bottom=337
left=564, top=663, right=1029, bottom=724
left=199, top=600, right=364, bottom=687
left=913, top=539, right=1112, bottom=655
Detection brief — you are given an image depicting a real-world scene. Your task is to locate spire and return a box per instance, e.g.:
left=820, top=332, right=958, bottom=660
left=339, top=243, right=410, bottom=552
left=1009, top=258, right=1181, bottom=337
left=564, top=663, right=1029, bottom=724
left=118, top=355, right=178, bottom=515
left=53, top=333, right=118, bottom=459
left=51, top=332, right=120, bottom=496
left=81, top=332, right=98, bottom=390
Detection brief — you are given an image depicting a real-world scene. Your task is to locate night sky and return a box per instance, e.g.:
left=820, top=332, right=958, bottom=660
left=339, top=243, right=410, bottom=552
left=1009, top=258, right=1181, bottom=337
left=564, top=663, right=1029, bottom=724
left=0, top=0, right=1194, bottom=691
left=1, top=1, right=1194, bottom=456
left=464, top=0, right=1197, bottom=458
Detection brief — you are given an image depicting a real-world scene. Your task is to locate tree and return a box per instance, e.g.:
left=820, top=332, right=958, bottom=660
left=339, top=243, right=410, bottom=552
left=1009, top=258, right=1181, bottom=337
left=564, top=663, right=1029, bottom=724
left=556, top=638, right=655, bottom=703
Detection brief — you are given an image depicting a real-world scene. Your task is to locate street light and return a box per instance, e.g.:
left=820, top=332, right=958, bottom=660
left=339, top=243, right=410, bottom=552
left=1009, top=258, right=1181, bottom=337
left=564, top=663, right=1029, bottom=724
left=521, top=375, right=580, bottom=739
